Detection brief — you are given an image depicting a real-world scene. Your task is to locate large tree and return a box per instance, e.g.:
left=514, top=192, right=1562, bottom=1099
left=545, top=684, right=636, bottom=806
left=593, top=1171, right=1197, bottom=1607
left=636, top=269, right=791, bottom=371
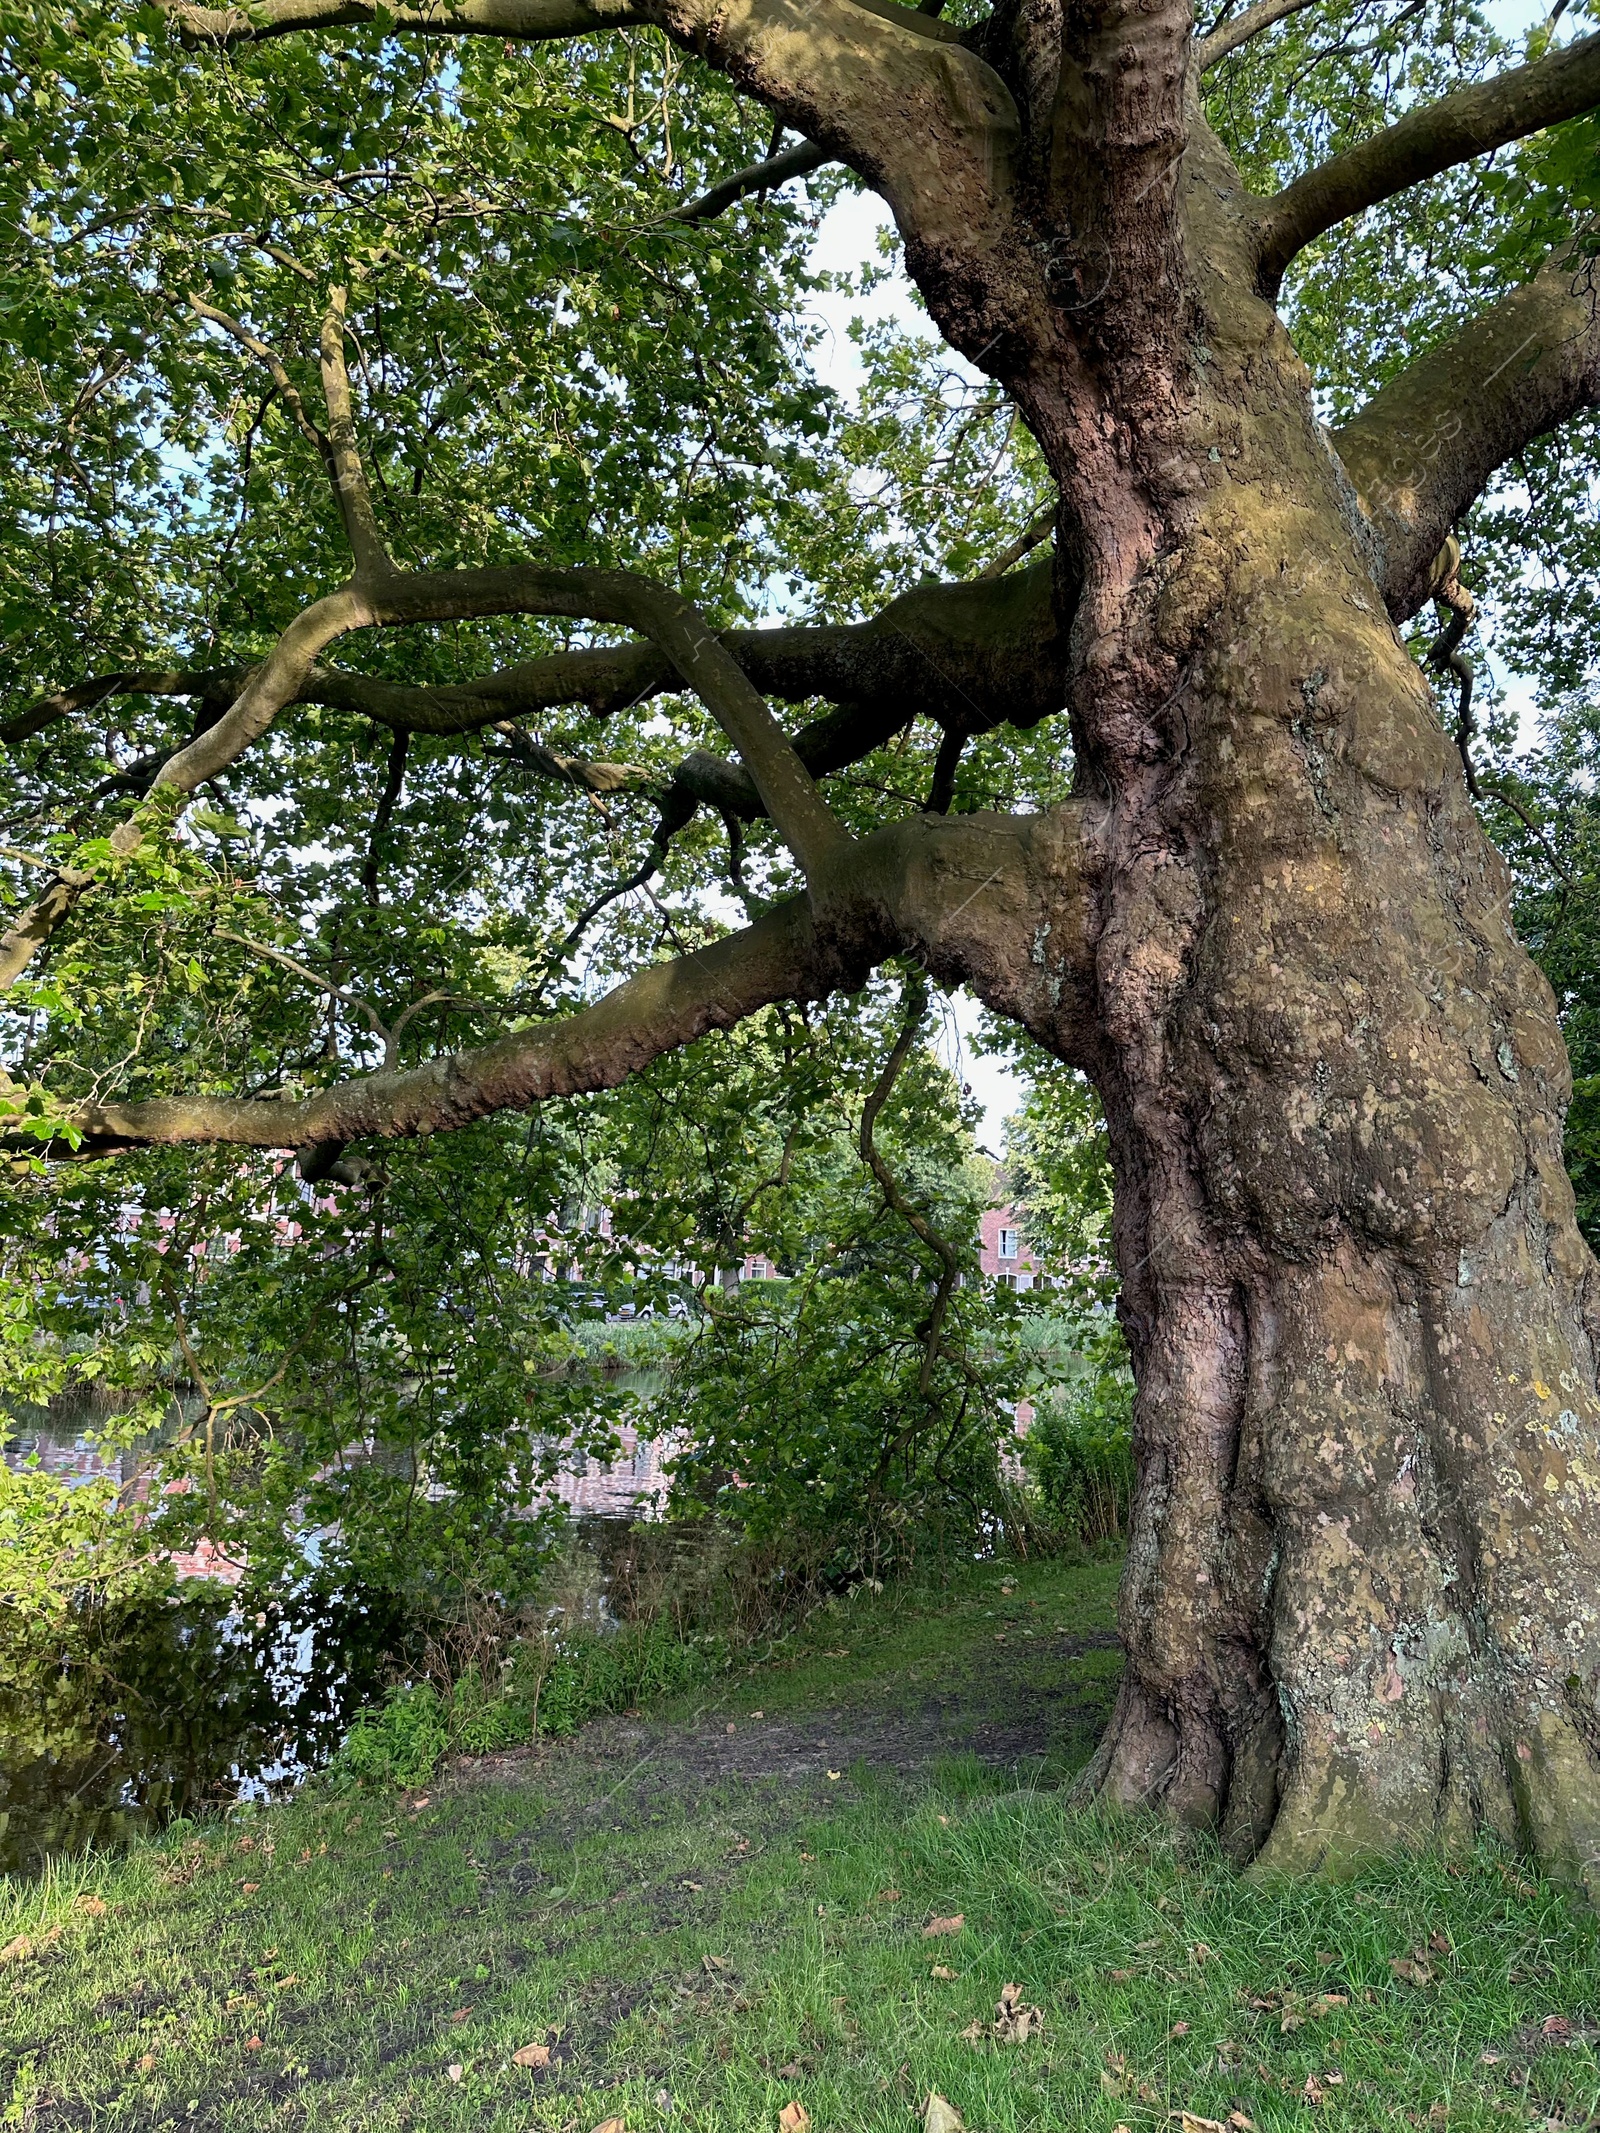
left=8, top=0, right=1600, bottom=1886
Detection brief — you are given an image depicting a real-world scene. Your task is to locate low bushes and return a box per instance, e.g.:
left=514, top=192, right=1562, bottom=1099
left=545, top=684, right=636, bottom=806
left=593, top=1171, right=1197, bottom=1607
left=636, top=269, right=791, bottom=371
left=325, top=1614, right=725, bottom=1789
left=1022, top=1311, right=1136, bottom=1546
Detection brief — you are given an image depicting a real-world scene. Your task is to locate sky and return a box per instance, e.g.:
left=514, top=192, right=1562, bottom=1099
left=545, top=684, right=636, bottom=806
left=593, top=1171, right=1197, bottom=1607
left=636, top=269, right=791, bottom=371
left=791, top=0, right=1557, bottom=1152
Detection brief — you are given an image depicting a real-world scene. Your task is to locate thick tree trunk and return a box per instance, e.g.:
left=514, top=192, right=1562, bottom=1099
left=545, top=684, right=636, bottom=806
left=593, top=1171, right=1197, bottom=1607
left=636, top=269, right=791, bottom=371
left=938, top=135, right=1600, bottom=1889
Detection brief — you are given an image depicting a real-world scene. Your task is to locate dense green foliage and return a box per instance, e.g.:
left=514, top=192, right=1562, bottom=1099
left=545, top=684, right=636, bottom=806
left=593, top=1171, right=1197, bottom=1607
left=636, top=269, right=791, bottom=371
left=634, top=1001, right=1025, bottom=1570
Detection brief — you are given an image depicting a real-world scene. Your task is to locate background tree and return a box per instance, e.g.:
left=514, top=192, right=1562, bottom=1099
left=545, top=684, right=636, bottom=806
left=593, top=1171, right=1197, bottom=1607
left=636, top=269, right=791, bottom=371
left=8, top=0, right=1600, bottom=1884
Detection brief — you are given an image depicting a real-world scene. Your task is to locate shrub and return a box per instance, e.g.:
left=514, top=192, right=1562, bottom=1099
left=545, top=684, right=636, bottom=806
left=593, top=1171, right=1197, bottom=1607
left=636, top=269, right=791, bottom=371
left=527, top=1619, right=716, bottom=1737
left=1024, top=1314, right=1135, bottom=1544
left=331, top=1683, right=451, bottom=1789
left=326, top=1615, right=724, bottom=1787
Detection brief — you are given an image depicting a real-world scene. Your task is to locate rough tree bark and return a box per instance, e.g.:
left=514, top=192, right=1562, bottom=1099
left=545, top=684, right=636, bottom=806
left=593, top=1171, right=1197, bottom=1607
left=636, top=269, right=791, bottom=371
left=25, top=0, right=1600, bottom=1886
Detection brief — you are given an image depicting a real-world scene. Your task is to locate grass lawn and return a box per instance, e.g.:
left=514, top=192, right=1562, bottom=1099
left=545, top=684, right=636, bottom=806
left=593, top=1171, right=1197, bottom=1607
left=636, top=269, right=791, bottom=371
left=4, top=1553, right=1600, bottom=2132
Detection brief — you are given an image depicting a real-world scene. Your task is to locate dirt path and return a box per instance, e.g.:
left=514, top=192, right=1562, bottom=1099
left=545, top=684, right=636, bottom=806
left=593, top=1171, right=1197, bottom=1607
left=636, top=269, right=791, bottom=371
left=464, top=1626, right=1123, bottom=1829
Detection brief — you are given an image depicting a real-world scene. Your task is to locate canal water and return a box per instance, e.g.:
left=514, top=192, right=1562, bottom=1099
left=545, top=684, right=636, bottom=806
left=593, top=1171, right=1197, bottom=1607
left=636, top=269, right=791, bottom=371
left=0, top=1373, right=675, bottom=1873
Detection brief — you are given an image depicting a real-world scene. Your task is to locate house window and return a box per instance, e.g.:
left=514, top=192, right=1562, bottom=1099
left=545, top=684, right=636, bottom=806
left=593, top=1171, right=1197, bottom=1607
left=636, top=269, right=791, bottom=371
left=997, top=1228, right=1018, bottom=1260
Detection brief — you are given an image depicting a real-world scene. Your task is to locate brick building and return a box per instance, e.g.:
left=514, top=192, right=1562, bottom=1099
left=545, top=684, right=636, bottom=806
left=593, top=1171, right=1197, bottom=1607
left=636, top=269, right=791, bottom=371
left=977, top=1203, right=1046, bottom=1289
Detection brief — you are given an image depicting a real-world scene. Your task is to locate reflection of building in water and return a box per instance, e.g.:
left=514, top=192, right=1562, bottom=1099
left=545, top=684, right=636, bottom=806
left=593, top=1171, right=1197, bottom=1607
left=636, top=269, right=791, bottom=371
left=6, top=1384, right=685, bottom=1579
left=4, top=1397, right=251, bottom=1585
left=551, top=1419, right=683, bottom=1521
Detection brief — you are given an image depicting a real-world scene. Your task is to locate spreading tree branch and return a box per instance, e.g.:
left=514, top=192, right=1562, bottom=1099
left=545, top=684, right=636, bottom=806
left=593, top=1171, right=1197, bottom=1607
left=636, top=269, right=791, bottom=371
left=1256, top=32, right=1600, bottom=289
left=1196, top=0, right=1322, bottom=68
left=1049, top=0, right=1191, bottom=339
left=1, top=562, right=858, bottom=993
left=164, top=0, right=647, bottom=45
left=60, top=882, right=856, bottom=1156
left=317, top=289, right=398, bottom=583
left=12, top=561, right=1062, bottom=755
left=29, top=806, right=1092, bottom=1161
left=161, top=0, right=1019, bottom=307
left=1334, top=251, right=1600, bottom=619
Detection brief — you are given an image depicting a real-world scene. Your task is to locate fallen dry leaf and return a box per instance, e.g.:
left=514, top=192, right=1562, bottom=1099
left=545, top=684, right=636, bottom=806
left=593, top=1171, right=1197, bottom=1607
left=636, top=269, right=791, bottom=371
left=725, top=1723, right=736, bottom=1735
left=877, top=1888, right=902, bottom=1903
left=244, top=2037, right=262, bottom=2052
left=445, top=2063, right=463, bottom=2083
left=1542, top=2015, right=1573, bottom=2038
left=777, top=2060, right=805, bottom=2079
left=1172, top=2114, right=1228, bottom=2132
left=77, top=1895, right=108, bottom=1916
left=923, top=2092, right=964, bottom=2133
left=1109, top=1967, right=1134, bottom=1982
left=993, top=1982, right=1044, bottom=2044
left=512, top=2043, right=551, bottom=2069
left=1229, top=2116, right=1256, bottom=2130
left=240, top=1882, right=260, bottom=1894
left=1389, top=1954, right=1435, bottom=1986
left=450, top=2007, right=471, bottom=2023
left=777, top=2102, right=810, bottom=2132
left=826, top=1771, right=842, bottom=1782
left=590, top=2121, right=627, bottom=2133
left=923, top=1914, right=964, bottom=1939
left=930, top=1965, right=958, bottom=1981
left=138, top=2054, right=156, bottom=2073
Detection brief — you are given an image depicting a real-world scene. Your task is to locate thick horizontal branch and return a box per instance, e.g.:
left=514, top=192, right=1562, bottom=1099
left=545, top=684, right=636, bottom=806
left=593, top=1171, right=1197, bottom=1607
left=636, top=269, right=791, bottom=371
left=2, top=561, right=858, bottom=997
left=45, top=804, right=1094, bottom=1158
left=11, top=558, right=1065, bottom=799
left=164, top=0, right=644, bottom=45
left=1257, top=32, right=1600, bottom=289
left=1334, top=254, right=1600, bottom=620
left=161, top=0, right=1018, bottom=329
left=71, top=896, right=843, bottom=1153
left=0, top=671, right=236, bottom=747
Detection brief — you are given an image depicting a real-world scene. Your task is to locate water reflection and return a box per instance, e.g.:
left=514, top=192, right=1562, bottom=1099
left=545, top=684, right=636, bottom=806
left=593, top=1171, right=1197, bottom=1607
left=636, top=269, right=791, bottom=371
left=0, top=1370, right=677, bottom=1872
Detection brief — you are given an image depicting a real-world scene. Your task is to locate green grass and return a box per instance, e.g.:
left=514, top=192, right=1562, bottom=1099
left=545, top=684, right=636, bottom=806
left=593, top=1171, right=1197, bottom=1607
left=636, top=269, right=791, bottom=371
left=4, top=1555, right=1599, bottom=2132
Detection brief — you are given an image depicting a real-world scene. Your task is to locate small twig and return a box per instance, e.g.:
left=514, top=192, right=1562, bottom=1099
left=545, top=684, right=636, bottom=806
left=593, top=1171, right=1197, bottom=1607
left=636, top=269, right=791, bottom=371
left=216, top=927, right=392, bottom=1050
left=362, top=729, right=410, bottom=905
left=976, top=504, right=1055, bottom=579
left=858, top=970, right=961, bottom=1403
